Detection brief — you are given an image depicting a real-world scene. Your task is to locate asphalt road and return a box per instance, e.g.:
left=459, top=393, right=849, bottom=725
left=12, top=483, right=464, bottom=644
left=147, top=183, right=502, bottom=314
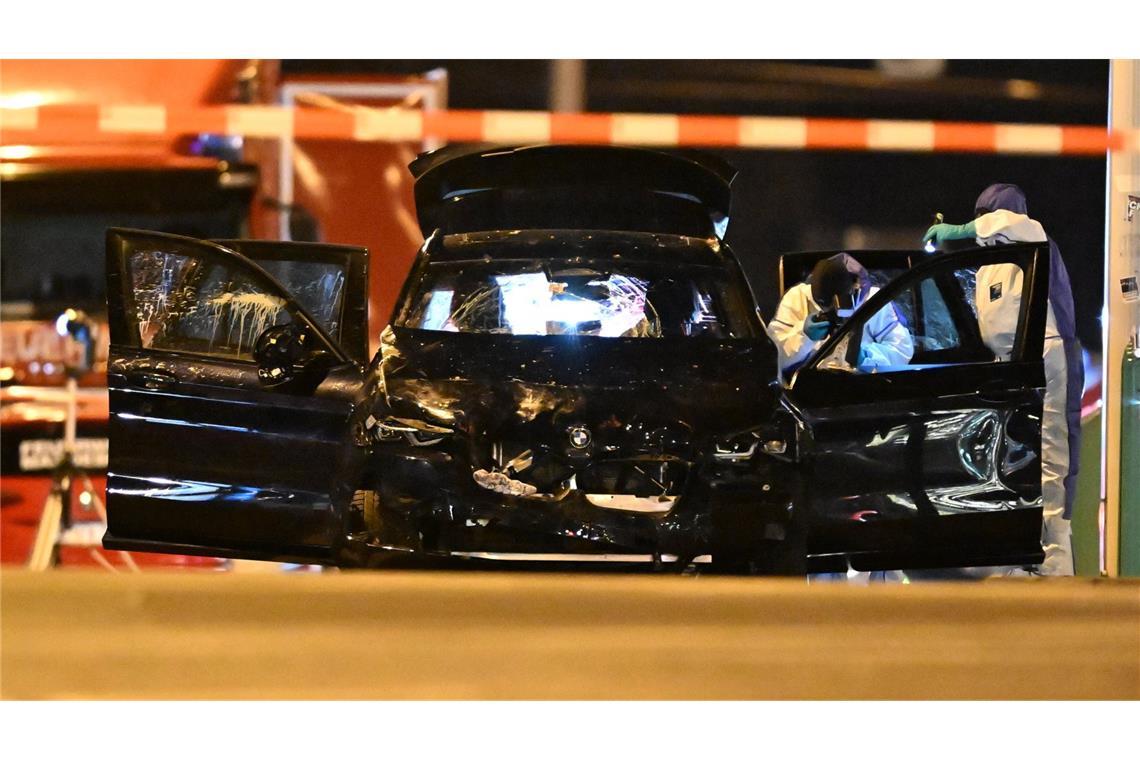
left=2, top=569, right=1137, bottom=699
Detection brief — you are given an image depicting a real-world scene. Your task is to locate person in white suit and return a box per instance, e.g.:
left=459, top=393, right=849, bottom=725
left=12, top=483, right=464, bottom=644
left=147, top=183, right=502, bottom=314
left=768, top=252, right=913, bottom=381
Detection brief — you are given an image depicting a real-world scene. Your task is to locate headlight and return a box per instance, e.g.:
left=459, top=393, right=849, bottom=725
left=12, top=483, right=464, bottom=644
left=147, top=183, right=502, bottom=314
left=713, top=432, right=761, bottom=462
left=713, top=431, right=788, bottom=462
left=366, top=415, right=454, bottom=447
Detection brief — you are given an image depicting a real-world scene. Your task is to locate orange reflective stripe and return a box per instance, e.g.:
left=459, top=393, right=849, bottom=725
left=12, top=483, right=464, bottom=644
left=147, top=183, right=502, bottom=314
left=805, top=118, right=869, bottom=150
left=0, top=104, right=1126, bottom=155
left=677, top=115, right=740, bottom=146
left=293, top=108, right=356, bottom=141
left=165, top=105, right=226, bottom=137
left=34, top=104, right=100, bottom=140
left=422, top=109, right=484, bottom=142
left=550, top=112, right=613, bottom=144
left=934, top=122, right=998, bottom=152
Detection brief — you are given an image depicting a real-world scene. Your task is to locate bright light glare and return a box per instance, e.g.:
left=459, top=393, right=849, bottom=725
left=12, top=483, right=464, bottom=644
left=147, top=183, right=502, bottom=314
left=0, top=92, right=51, bottom=110
left=924, top=241, right=936, bottom=254
left=55, top=309, right=78, bottom=337
left=0, top=145, right=36, bottom=160
left=496, top=273, right=551, bottom=336
left=495, top=273, right=649, bottom=337
left=421, top=290, right=454, bottom=331
left=546, top=296, right=601, bottom=326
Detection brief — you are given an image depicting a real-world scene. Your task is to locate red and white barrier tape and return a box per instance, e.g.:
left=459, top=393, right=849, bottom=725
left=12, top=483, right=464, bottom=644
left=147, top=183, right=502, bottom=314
left=2, top=104, right=1135, bottom=155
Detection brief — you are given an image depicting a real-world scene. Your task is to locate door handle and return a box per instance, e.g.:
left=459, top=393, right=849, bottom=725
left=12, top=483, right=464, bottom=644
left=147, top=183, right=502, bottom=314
left=126, top=369, right=177, bottom=391
left=974, top=383, right=1022, bottom=404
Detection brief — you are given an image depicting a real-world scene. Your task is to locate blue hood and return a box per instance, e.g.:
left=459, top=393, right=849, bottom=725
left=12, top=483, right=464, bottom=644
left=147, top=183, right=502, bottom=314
left=975, top=183, right=1028, bottom=216
left=807, top=252, right=870, bottom=306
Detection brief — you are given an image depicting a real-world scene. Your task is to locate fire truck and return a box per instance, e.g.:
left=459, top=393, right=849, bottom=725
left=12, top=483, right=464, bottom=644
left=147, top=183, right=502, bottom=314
left=1, top=60, right=440, bottom=568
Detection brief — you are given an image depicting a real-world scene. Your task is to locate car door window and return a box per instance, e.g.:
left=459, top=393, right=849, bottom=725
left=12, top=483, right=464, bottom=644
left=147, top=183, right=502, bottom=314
left=916, top=276, right=959, bottom=350
left=212, top=239, right=370, bottom=365
left=778, top=251, right=913, bottom=296
left=127, top=247, right=294, bottom=361
left=816, top=262, right=1012, bottom=373
left=242, top=260, right=346, bottom=345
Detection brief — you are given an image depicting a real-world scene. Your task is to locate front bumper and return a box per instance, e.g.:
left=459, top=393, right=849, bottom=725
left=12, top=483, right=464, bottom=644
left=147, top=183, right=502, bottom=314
left=361, top=446, right=796, bottom=561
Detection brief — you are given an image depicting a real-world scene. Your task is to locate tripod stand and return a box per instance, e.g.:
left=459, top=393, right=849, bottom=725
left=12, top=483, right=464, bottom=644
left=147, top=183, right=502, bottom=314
left=26, top=310, right=136, bottom=572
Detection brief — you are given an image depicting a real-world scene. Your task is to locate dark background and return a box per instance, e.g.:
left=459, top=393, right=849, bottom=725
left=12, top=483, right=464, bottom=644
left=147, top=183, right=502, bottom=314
left=284, top=60, right=1111, bottom=348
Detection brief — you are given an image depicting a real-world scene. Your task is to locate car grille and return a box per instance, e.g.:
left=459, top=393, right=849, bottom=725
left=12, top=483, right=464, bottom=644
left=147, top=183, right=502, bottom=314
left=576, top=459, right=687, bottom=496
left=484, top=439, right=690, bottom=499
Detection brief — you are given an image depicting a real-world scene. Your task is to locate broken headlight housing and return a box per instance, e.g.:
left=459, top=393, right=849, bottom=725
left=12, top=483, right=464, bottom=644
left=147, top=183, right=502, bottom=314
left=713, top=430, right=788, bottom=462
left=367, top=415, right=454, bottom=447
left=713, top=431, right=761, bottom=462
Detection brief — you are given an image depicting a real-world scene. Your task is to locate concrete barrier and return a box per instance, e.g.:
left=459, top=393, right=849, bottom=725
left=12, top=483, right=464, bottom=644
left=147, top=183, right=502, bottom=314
left=2, top=569, right=1137, bottom=699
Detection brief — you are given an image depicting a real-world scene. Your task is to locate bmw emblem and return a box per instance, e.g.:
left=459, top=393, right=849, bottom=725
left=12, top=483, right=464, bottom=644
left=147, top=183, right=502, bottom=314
left=567, top=425, right=592, bottom=449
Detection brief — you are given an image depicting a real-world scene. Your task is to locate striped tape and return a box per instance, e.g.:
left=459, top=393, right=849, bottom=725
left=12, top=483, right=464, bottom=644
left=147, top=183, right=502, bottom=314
left=1, top=104, right=1135, bottom=156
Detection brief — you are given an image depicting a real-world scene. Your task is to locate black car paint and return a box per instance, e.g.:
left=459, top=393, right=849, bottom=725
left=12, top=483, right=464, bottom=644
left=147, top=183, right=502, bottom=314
left=102, top=146, right=1049, bottom=573
left=786, top=245, right=1050, bottom=570
left=354, top=324, right=793, bottom=562
left=408, top=144, right=736, bottom=239
left=102, top=229, right=370, bottom=563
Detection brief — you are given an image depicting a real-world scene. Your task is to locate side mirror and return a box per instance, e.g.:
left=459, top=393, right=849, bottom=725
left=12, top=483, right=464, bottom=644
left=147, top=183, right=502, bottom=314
left=253, top=323, right=313, bottom=387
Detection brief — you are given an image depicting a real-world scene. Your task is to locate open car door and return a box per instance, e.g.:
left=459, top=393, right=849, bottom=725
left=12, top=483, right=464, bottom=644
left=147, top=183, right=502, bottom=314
left=103, top=229, right=369, bottom=563
left=784, top=243, right=1049, bottom=571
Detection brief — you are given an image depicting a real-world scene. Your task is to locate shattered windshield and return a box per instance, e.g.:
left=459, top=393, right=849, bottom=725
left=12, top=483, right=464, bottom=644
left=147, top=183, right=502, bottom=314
left=127, top=249, right=294, bottom=359
left=255, top=259, right=346, bottom=340
left=400, top=260, right=755, bottom=339
left=121, top=241, right=349, bottom=362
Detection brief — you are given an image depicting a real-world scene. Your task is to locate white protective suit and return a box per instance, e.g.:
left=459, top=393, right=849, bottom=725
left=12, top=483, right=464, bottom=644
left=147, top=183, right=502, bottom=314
left=974, top=209, right=1073, bottom=575
left=768, top=282, right=914, bottom=379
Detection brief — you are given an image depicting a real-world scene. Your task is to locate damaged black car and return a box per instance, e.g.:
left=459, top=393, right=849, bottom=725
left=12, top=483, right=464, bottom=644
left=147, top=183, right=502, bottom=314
left=103, top=145, right=1053, bottom=574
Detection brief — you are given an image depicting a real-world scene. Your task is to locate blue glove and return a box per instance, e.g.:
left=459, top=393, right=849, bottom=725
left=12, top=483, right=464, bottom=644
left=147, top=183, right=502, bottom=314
left=922, top=220, right=977, bottom=247
left=803, top=314, right=829, bottom=341
left=857, top=345, right=871, bottom=368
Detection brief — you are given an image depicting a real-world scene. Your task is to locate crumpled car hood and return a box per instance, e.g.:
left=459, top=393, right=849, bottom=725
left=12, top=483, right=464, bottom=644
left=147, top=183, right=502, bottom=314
left=378, top=327, right=776, bottom=440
